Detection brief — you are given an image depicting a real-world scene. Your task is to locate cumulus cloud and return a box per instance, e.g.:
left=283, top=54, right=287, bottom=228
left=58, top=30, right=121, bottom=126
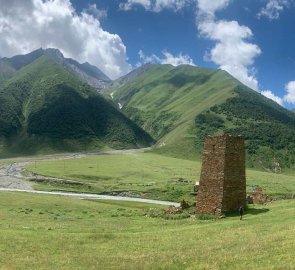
left=261, top=90, right=283, bottom=105
left=83, top=4, right=107, bottom=20
left=284, top=81, right=295, bottom=104
left=197, top=0, right=231, bottom=17
left=120, top=0, right=152, bottom=10
left=257, top=0, right=292, bottom=20
left=138, top=50, right=196, bottom=66
left=120, top=0, right=231, bottom=13
left=196, top=0, right=261, bottom=91
left=0, top=0, right=131, bottom=79
left=120, top=0, right=192, bottom=12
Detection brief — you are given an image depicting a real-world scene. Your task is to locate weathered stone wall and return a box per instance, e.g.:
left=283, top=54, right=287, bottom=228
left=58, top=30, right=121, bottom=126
left=196, top=135, right=246, bottom=215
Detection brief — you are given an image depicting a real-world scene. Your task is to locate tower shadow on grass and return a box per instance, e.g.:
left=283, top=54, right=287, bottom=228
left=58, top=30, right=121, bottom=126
left=246, top=207, right=269, bottom=215
left=226, top=207, right=269, bottom=218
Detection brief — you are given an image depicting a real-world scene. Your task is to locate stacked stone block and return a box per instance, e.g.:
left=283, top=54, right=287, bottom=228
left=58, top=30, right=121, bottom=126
left=196, top=135, right=246, bottom=215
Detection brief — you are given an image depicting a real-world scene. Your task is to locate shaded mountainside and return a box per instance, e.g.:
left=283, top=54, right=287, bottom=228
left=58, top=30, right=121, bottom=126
left=105, top=64, right=295, bottom=171
left=0, top=56, right=153, bottom=157
left=0, top=48, right=111, bottom=90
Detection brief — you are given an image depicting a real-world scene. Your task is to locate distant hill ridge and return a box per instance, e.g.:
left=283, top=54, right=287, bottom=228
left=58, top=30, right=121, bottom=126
left=105, top=64, right=295, bottom=171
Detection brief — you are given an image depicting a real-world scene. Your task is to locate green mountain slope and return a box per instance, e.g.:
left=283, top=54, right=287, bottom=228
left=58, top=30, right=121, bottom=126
left=0, top=60, right=16, bottom=88
left=0, top=56, right=153, bottom=157
left=105, top=64, right=295, bottom=171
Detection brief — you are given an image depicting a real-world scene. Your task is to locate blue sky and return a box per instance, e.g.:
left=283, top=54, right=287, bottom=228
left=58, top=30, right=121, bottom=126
left=1, top=0, right=295, bottom=108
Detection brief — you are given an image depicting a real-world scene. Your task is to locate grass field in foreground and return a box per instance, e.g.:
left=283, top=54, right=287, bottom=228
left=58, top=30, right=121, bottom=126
left=27, top=153, right=295, bottom=202
left=0, top=192, right=294, bottom=269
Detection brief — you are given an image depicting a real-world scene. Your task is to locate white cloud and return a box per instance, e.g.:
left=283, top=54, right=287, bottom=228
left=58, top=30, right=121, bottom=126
left=261, top=90, right=283, bottom=105
left=197, top=0, right=231, bottom=17
left=138, top=50, right=196, bottom=66
left=120, top=0, right=152, bottom=11
left=120, top=0, right=192, bottom=12
left=121, top=0, right=230, bottom=14
left=257, top=0, right=292, bottom=20
left=0, top=0, right=131, bottom=79
left=284, top=81, right=295, bottom=104
left=161, top=51, right=196, bottom=65
left=138, top=50, right=160, bottom=64
left=196, top=1, right=261, bottom=91
left=83, top=4, right=107, bottom=20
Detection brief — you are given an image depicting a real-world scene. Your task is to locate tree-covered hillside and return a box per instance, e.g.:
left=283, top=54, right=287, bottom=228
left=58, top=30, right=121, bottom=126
left=0, top=56, right=154, bottom=157
left=196, top=85, right=295, bottom=171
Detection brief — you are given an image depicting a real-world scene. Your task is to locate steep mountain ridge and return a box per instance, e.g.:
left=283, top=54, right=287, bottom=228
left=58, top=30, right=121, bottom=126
left=107, top=64, right=155, bottom=89
left=0, top=48, right=111, bottom=90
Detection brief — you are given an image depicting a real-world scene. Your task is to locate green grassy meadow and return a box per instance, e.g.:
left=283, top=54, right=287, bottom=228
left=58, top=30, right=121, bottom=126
left=0, top=192, right=294, bottom=269
left=27, top=153, right=199, bottom=202
left=27, top=152, right=295, bottom=202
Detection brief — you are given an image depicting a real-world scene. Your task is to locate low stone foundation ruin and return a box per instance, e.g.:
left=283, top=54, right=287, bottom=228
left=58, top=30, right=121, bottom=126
left=196, top=135, right=246, bottom=215
left=247, top=185, right=272, bottom=204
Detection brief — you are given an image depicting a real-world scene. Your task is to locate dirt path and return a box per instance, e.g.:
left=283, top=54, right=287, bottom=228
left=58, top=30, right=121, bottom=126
left=0, top=148, right=180, bottom=206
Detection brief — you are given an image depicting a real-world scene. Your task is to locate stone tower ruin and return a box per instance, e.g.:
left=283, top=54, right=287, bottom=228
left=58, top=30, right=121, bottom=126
left=196, top=135, right=246, bottom=215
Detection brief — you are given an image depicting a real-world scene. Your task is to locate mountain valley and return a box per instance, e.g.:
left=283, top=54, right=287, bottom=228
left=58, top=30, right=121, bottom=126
left=1, top=49, right=295, bottom=171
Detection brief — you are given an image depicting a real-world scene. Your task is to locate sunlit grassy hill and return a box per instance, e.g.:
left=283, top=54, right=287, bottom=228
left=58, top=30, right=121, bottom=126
left=105, top=64, right=295, bottom=171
